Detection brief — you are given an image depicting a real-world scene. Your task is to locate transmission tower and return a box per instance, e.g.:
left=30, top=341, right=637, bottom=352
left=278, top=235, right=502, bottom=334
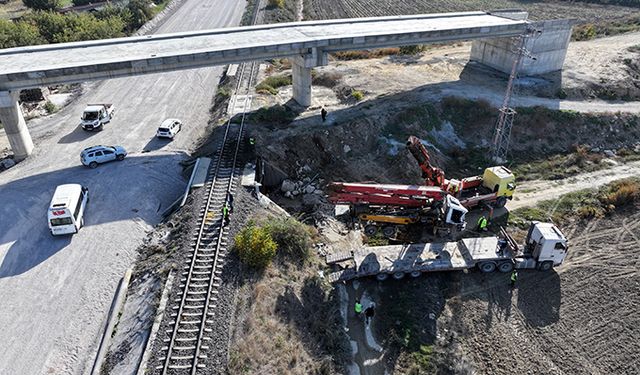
left=491, top=28, right=538, bottom=163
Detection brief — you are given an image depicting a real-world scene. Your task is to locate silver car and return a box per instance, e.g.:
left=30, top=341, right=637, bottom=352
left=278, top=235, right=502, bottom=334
left=80, top=145, right=127, bottom=168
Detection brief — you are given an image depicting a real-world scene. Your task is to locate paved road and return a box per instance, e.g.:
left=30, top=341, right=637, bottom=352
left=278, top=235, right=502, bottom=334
left=0, top=1, right=244, bottom=374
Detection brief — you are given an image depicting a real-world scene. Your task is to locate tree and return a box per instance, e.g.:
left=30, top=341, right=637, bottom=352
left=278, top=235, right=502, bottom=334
left=22, top=0, right=62, bottom=11
left=0, top=19, right=44, bottom=48
left=127, top=0, right=154, bottom=30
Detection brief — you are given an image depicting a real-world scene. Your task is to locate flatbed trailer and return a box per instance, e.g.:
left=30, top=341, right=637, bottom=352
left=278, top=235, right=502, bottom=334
left=326, top=221, right=568, bottom=283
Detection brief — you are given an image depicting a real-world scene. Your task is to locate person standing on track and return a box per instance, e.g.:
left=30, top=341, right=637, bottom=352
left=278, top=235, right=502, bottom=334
left=227, top=191, right=234, bottom=213
left=222, top=203, right=230, bottom=226
left=321, top=106, right=328, bottom=122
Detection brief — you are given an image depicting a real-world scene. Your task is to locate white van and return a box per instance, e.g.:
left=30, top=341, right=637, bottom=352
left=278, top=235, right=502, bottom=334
left=48, top=184, right=89, bottom=235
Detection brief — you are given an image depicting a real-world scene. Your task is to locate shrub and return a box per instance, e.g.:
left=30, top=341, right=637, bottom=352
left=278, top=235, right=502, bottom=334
left=332, top=48, right=400, bottom=60
left=267, top=0, right=284, bottom=8
left=44, top=100, right=57, bottom=114
left=216, top=86, right=231, bottom=99
left=127, top=0, right=154, bottom=30
left=312, top=71, right=342, bottom=88
left=22, top=0, right=62, bottom=11
left=255, top=74, right=292, bottom=95
left=264, top=217, right=314, bottom=261
left=250, top=104, right=296, bottom=124
left=600, top=179, right=640, bottom=207
left=351, top=89, right=364, bottom=101
left=234, top=224, right=277, bottom=269
left=572, top=24, right=597, bottom=41
left=399, top=45, right=425, bottom=55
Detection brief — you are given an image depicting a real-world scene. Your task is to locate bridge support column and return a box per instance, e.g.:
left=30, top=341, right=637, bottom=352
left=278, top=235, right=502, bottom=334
left=0, top=91, right=34, bottom=161
left=292, top=48, right=328, bottom=107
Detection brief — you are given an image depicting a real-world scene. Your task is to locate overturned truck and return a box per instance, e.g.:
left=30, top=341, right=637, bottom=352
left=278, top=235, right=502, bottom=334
left=326, top=221, right=568, bottom=282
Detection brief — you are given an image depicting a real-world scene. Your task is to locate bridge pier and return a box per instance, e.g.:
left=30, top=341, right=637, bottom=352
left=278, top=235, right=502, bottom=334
left=292, top=48, right=328, bottom=107
left=0, top=91, right=34, bottom=161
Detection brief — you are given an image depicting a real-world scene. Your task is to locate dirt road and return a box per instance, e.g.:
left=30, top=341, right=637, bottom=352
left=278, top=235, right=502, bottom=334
left=0, top=1, right=244, bottom=374
left=509, top=160, right=640, bottom=210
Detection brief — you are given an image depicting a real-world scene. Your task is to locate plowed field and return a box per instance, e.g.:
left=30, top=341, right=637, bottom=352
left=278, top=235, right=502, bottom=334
left=304, top=0, right=638, bottom=23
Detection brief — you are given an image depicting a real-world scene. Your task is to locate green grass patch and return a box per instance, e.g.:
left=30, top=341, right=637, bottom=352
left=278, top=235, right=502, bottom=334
left=255, top=74, right=292, bottom=95
left=509, top=178, right=640, bottom=227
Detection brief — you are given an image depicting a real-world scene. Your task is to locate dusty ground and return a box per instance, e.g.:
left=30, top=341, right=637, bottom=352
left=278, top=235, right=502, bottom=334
left=438, top=209, right=640, bottom=375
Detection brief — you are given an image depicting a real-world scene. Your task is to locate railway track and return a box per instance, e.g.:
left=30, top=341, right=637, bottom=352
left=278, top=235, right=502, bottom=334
left=153, top=2, right=262, bottom=368
left=154, top=60, right=258, bottom=374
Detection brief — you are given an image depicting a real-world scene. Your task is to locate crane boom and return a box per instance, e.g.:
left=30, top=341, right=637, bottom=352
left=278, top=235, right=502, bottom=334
left=406, top=136, right=446, bottom=187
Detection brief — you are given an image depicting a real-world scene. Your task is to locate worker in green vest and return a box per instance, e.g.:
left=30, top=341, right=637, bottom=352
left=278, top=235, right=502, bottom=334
left=354, top=298, right=363, bottom=315
left=477, top=216, right=488, bottom=232
left=222, top=203, right=230, bottom=226
left=510, top=270, right=518, bottom=288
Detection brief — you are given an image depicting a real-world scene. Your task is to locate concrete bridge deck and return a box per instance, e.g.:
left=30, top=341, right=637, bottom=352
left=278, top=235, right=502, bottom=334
left=0, top=12, right=526, bottom=91
left=0, top=11, right=532, bottom=160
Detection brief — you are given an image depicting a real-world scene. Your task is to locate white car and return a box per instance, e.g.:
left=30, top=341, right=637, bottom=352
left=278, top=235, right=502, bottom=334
left=156, top=119, right=182, bottom=139
left=80, top=145, right=127, bottom=168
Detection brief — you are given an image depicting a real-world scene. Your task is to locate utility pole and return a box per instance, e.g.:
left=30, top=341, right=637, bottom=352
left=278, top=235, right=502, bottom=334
left=491, top=28, right=538, bottom=163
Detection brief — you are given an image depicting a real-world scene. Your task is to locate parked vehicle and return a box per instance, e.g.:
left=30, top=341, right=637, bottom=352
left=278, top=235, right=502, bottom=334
left=326, top=221, right=568, bottom=282
left=80, top=145, right=127, bottom=168
left=156, top=118, right=182, bottom=139
left=80, top=104, right=115, bottom=131
left=48, top=184, right=89, bottom=235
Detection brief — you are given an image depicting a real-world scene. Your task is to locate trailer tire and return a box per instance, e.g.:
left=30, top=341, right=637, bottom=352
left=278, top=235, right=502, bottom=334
left=538, top=261, right=553, bottom=272
left=410, top=270, right=422, bottom=278
left=498, top=261, right=514, bottom=273
left=365, top=225, right=378, bottom=236
left=478, top=261, right=497, bottom=273
left=375, top=273, right=389, bottom=281
left=382, top=226, right=396, bottom=238
left=494, top=196, right=507, bottom=208
left=392, top=271, right=405, bottom=280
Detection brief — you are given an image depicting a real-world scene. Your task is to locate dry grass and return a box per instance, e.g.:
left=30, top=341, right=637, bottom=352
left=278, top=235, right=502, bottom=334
left=228, top=257, right=348, bottom=374
left=332, top=48, right=400, bottom=60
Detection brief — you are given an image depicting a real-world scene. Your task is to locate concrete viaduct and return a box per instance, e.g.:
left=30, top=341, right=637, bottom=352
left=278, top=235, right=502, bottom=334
left=0, top=10, right=572, bottom=160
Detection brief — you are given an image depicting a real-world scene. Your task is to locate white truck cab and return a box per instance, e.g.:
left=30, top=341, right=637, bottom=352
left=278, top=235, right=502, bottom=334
left=523, top=221, right=569, bottom=270
left=443, top=195, right=468, bottom=229
left=80, top=104, right=115, bottom=131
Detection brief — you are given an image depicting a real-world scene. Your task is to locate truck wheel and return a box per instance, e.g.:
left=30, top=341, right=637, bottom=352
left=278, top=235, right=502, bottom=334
left=392, top=271, right=405, bottom=280
left=89, top=161, right=98, bottom=169
left=375, top=273, right=388, bottom=281
left=116, top=154, right=125, bottom=161
left=494, top=196, right=507, bottom=208
left=478, top=261, right=496, bottom=273
left=382, top=226, right=396, bottom=238
left=410, top=270, right=422, bottom=278
left=498, top=261, right=514, bottom=273
left=364, top=225, right=378, bottom=236
left=538, top=261, right=553, bottom=272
